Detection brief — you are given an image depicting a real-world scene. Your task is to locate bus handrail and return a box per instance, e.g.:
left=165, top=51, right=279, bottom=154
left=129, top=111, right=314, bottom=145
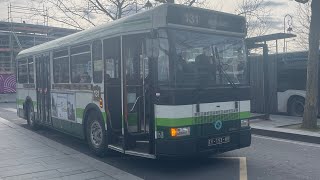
left=129, top=96, right=143, bottom=112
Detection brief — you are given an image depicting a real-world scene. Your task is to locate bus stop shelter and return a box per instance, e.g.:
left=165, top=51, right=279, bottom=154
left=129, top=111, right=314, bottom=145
left=246, top=33, right=297, bottom=119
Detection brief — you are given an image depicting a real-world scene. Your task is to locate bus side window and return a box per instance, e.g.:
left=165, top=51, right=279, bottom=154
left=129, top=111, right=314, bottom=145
left=17, top=59, right=28, bottom=84
left=92, top=40, right=103, bottom=83
left=123, top=35, right=143, bottom=81
left=70, top=45, right=92, bottom=83
left=104, top=37, right=120, bottom=81
left=28, top=57, right=34, bottom=83
left=53, top=50, right=69, bottom=83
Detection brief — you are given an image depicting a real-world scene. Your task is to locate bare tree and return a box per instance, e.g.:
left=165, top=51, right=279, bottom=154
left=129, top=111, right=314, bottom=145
left=294, top=2, right=311, bottom=50
left=34, top=0, right=208, bottom=30
left=88, top=0, right=138, bottom=20
left=295, top=0, right=320, bottom=129
left=235, top=0, right=271, bottom=37
left=45, top=0, right=97, bottom=30
left=154, top=0, right=207, bottom=7
left=32, top=0, right=143, bottom=29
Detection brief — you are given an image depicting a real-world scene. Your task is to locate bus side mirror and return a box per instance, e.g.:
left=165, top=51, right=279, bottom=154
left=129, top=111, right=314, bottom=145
left=146, top=38, right=159, bottom=58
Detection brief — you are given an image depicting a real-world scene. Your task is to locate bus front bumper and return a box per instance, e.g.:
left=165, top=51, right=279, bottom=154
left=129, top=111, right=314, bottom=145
left=155, top=128, right=251, bottom=157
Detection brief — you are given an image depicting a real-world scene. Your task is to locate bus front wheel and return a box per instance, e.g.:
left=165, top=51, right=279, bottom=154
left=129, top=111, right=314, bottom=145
left=288, top=96, right=305, bottom=117
left=86, top=111, right=107, bottom=157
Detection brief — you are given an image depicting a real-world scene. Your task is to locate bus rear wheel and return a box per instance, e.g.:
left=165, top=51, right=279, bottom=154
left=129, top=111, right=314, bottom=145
left=27, top=103, right=39, bottom=130
left=86, top=111, right=107, bottom=157
left=288, top=96, right=305, bottom=117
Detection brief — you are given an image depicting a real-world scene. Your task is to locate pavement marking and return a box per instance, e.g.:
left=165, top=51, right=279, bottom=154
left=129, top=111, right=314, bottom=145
left=253, top=135, right=320, bottom=148
left=214, top=157, right=247, bottom=180
left=2, top=108, right=17, bottom=113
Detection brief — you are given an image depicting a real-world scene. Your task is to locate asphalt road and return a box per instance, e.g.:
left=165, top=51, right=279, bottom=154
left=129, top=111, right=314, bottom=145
left=1, top=103, right=320, bottom=180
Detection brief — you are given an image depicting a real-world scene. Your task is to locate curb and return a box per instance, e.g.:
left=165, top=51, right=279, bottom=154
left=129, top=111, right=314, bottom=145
left=251, top=128, right=320, bottom=145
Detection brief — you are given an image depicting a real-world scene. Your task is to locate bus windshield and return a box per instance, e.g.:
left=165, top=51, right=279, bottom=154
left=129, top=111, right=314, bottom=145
left=157, top=29, right=248, bottom=88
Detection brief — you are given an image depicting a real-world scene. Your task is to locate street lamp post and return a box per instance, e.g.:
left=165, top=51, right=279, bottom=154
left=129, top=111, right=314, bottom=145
left=283, top=14, right=293, bottom=53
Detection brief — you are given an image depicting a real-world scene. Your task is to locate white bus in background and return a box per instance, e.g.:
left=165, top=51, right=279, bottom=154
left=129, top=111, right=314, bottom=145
left=276, top=51, right=319, bottom=117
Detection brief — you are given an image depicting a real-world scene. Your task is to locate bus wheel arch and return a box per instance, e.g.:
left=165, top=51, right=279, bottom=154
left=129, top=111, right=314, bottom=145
left=82, top=104, right=108, bottom=156
left=287, top=95, right=305, bottom=117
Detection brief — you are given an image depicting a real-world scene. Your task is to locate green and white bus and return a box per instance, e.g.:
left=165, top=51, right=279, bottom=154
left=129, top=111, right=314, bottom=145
left=16, top=4, right=251, bottom=158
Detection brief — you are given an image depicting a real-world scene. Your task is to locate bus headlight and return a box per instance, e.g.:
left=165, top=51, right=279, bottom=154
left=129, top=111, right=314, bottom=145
left=241, top=119, right=249, bottom=127
left=170, top=127, right=190, bottom=137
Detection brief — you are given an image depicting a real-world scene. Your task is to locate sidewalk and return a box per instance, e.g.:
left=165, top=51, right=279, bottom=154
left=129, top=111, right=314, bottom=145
left=0, top=94, right=15, bottom=103
left=0, top=117, right=142, bottom=180
left=250, top=114, right=320, bottom=144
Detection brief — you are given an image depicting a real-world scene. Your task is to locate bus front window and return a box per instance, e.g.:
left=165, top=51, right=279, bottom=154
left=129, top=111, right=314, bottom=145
left=166, top=29, right=248, bottom=88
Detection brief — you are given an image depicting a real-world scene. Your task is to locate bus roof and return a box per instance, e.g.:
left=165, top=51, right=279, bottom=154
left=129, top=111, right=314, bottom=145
left=17, top=4, right=246, bottom=59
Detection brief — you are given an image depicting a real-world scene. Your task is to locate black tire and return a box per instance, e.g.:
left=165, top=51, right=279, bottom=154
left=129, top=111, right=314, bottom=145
left=288, top=97, right=305, bottom=117
left=86, top=111, right=108, bottom=157
left=27, top=103, right=39, bottom=130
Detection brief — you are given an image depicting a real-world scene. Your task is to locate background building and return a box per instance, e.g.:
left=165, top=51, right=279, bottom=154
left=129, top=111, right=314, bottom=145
left=0, top=21, right=78, bottom=94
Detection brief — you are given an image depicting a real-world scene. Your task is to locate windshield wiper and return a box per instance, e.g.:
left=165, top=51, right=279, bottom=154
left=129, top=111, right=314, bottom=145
left=211, top=46, right=237, bottom=89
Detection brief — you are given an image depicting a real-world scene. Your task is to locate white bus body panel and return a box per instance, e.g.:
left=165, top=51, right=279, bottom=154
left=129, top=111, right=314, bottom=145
left=277, top=90, right=306, bottom=113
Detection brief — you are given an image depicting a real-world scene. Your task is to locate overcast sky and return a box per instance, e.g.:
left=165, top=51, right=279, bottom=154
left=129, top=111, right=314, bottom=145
left=0, top=0, right=304, bottom=51
left=0, top=0, right=298, bottom=29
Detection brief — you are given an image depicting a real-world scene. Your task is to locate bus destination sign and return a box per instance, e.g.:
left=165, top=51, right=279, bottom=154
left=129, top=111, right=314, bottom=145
left=167, top=6, right=246, bottom=34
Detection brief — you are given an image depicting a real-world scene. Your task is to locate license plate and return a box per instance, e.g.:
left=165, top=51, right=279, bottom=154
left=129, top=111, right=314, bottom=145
left=208, top=136, right=230, bottom=146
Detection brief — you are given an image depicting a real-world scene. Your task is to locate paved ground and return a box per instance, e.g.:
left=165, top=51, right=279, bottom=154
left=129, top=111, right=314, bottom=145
left=251, top=115, right=320, bottom=144
left=1, top=103, right=320, bottom=180
left=0, top=109, right=142, bottom=180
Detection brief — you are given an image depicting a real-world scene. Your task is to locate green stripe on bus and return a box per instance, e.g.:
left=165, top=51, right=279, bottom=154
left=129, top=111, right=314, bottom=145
left=16, top=99, right=24, bottom=105
left=239, top=111, right=251, bottom=119
left=128, top=113, right=137, bottom=126
left=156, top=117, right=194, bottom=127
left=17, top=99, right=37, bottom=109
left=76, top=108, right=84, bottom=119
left=156, top=111, right=251, bottom=127
left=102, top=112, right=107, bottom=123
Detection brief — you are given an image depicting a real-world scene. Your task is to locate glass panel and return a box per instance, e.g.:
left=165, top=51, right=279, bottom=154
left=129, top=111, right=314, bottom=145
left=28, top=57, right=34, bottom=83
left=158, top=30, right=170, bottom=82
left=53, top=50, right=69, bottom=83
left=140, top=56, right=149, bottom=79
left=53, top=56, right=69, bottom=83
left=168, top=29, right=247, bottom=87
left=71, top=52, right=92, bottom=83
left=92, top=40, right=103, bottom=83
left=105, top=58, right=118, bottom=79
left=104, top=38, right=120, bottom=81
left=18, top=59, right=28, bottom=83
left=123, top=35, right=143, bottom=82
left=70, top=45, right=90, bottom=54
left=53, top=50, right=68, bottom=58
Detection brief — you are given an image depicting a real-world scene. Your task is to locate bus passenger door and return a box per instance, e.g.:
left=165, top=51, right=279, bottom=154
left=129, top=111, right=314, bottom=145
left=122, top=34, right=151, bottom=154
left=104, top=37, right=122, bottom=133
left=35, top=55, right=51, bottom=125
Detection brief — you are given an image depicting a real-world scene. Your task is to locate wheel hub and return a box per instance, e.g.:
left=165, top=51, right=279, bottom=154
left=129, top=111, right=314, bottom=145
left=90, top=121, right=103, bottom=148
left=294, top=101, right=304, bottom=116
